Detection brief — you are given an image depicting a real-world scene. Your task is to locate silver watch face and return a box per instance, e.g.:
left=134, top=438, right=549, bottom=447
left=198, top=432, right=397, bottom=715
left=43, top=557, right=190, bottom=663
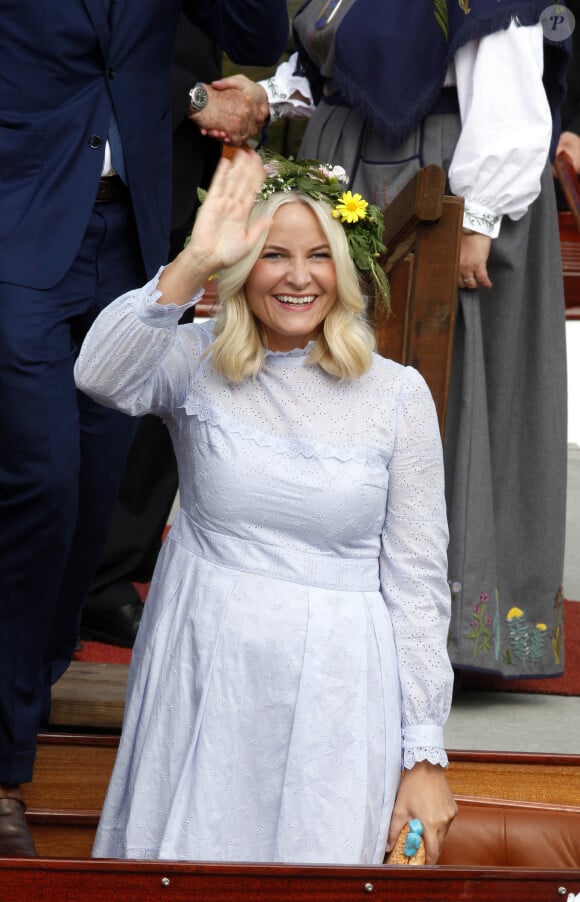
left=189, top=84, right=208, bottom=111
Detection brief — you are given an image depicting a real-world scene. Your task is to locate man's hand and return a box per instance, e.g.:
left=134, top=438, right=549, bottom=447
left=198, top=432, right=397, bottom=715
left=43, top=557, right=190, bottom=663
left=189, top=77, right=269, bottom=146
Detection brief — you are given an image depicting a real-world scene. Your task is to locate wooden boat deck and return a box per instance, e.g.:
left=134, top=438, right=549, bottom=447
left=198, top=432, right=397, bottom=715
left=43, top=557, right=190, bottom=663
left=36, top=660, right=580, bottom=862
left=2, top=856, right=579, bottom=902
left=0, top=662, right=574, bottom=899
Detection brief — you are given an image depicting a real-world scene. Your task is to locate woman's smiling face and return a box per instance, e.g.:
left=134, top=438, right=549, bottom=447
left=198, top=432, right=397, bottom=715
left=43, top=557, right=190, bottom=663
left=245, top=201, right=338, bottom=352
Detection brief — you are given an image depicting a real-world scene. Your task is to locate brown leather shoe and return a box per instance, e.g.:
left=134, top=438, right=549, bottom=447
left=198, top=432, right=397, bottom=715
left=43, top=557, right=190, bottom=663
left=0, top=796, right=38, bottom=857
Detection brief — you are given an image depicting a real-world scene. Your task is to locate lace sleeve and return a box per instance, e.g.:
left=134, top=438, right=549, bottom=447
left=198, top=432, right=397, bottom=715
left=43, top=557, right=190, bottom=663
left=74, top=269, right=204, bottom=418
left=379, top=367, right=454, bottom=769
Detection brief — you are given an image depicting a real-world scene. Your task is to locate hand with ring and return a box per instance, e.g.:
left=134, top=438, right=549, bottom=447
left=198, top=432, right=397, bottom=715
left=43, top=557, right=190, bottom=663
left=457, top=232, right=493, bottom=290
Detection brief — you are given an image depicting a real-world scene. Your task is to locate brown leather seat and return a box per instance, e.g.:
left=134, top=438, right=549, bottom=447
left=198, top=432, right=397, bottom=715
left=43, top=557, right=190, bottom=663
left=439, top=797, right=580, bottom=868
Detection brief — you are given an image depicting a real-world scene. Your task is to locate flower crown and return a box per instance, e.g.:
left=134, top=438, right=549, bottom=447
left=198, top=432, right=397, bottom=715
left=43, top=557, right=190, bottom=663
left=257, top=151, right=390, bottom=310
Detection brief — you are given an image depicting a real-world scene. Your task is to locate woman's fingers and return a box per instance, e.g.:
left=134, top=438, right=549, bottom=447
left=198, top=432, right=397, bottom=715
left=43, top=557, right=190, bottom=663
left=458, top=232, right=493, bottom=289
left=459, top=268, right=492, bottom=290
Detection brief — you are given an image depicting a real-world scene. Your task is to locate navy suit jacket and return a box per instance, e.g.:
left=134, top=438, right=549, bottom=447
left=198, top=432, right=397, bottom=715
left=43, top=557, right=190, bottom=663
left=0, top=0, right=288, bottom=288
left=170, top=16, right=223, bottom=234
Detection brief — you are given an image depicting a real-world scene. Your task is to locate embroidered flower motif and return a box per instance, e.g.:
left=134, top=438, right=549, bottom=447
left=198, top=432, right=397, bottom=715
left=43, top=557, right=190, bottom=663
left=505, top=607, right=548, bottom=663
left=464, top=210, right=499, bottom=236
left=334, top=191, right=368, bottom=223
left=465, top=592, right=495, bottom=658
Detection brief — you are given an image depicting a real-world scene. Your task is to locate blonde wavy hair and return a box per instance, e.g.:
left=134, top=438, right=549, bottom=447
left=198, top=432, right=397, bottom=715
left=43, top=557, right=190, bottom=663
left=208, top=192, right=375, bottom=382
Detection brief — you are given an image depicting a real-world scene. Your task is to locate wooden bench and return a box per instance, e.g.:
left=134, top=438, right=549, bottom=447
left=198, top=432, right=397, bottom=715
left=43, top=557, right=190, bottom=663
left=554, top=150, right=580, bottom=319
left=559, top=210, right=580, bottom=319
left=373, top=164, right=463, bottom=434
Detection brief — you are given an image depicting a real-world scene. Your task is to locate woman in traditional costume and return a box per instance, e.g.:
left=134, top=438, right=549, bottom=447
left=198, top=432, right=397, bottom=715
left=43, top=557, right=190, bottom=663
left=210, top=0, right=569, bottom=679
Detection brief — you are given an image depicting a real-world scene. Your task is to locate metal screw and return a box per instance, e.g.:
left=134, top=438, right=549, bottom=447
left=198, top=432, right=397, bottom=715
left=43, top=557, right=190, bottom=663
left=161, top=877, right=171, bottom=888
left=557, top=889, right=567, bottom=896
left=364, top=883, right=374, bottom=894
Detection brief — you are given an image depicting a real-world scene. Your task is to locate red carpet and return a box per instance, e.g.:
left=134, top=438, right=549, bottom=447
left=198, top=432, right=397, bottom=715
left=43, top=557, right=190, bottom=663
left=75, top=591, right=580, bottom=696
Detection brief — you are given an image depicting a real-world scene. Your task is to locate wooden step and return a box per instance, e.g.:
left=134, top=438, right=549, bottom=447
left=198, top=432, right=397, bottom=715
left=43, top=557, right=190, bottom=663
left=49, top=662, right=128, bottom=730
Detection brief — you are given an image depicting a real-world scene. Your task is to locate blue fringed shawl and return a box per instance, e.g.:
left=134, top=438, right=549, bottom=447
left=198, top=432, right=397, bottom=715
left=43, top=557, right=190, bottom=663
left=295, top=0, right=570, bottom=150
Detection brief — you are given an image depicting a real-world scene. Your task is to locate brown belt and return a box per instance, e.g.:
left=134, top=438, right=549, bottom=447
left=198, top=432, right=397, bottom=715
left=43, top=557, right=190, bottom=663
left=95, top=174, right=129, bottom=204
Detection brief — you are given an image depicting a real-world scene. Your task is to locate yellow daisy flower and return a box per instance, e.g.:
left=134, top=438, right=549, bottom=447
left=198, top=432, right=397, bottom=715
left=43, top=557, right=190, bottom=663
left=335, top=191, right=368, bottom=223
left=506, top=607, right=524, bottom=620
left=535, top=623, right=547, bottom=631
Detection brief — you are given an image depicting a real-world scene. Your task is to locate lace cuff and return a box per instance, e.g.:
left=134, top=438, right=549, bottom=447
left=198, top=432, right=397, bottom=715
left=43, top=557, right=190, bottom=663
left=134, top=267, right=204, bottom=328
left=402, top=724, right=448, bottom=769
left=403, top=747, right=449, bottom=770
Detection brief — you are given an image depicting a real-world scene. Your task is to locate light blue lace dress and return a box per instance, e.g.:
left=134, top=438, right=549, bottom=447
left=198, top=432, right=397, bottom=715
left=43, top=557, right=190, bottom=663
left=75, top=273, right=453, bottom=864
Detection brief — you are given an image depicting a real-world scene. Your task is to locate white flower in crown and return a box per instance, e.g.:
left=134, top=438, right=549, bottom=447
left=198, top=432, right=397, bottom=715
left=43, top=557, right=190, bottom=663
left=263, top=161, right=283, bottom=178
left=319, top=163, right=349, bottom=184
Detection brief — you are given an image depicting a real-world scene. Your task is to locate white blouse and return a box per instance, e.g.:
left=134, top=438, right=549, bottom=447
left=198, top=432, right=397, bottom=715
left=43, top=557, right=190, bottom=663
left=259, top=21, right=552, bottom=238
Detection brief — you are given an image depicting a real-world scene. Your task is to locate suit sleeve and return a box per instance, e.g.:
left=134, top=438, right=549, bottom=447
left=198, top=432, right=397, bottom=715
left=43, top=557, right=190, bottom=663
left=183, top=0, right=289, bottom=66
left=171, top=15, right=223, bottom=131
left=172, top=61, right=197, bottom=131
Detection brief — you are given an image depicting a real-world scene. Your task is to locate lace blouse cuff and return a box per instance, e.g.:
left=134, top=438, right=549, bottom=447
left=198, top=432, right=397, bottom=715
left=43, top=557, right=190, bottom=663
left=403, top=747, right=449, bottom=770
left=463, top=202, right=502, bottom=239
left=403, top=724, right=448, bottom=769
left=135, top=267, right=204, bottom=328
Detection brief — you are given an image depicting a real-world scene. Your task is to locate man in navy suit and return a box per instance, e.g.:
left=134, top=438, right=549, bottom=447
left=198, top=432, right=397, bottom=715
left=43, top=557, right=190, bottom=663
left=0, top=0, right=288, bottom=856
left=81, top=17, right=226, bottom=648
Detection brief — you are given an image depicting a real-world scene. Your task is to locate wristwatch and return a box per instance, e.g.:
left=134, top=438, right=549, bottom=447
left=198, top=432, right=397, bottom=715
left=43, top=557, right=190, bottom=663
left=188, top=83, right=209, bottom=112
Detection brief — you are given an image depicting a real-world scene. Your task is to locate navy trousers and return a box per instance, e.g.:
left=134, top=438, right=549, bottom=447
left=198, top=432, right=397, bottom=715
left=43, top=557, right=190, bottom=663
left=0, top=198, right=144, bottom=783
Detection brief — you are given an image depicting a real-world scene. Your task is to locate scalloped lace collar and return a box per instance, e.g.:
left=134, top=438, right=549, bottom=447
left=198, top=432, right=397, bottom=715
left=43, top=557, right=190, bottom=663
left=264, top=341, right=317, bottom=368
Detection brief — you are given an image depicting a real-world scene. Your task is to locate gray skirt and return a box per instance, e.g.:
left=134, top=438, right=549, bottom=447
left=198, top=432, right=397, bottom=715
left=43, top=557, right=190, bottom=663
left=302, top=103, right=568, bottom=677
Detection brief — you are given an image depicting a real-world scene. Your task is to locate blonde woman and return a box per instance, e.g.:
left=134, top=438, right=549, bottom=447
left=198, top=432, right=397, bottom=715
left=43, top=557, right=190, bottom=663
left=75, top=149, right=456, bottom=865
